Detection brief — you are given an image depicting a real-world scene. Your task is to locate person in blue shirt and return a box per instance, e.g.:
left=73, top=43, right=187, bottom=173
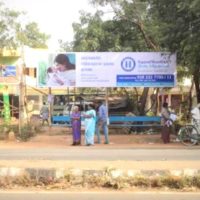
left=96, top=100, right=109, bottom=144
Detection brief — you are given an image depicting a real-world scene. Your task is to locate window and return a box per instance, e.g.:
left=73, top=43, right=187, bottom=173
left=25, top=68, right=36, bottom=78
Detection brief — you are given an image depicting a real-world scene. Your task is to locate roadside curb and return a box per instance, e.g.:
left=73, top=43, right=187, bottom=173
left=0, top=167, right=199, bottom=178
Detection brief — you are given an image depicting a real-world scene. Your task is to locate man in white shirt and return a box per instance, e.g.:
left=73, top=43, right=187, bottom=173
left=191, top=104, right=200, bottom=120
left=191, top=103, right=200, bottom=131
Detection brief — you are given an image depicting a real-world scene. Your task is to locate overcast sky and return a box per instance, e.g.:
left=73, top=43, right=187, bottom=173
left=3, top=0, right=95, bottom=50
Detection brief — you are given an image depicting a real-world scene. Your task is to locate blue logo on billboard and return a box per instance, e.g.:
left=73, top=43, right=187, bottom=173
left=121, top=57, right=136, bottom=72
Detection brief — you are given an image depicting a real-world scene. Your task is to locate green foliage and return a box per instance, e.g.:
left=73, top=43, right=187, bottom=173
left=72, top=1, right=153, bottom=52
left=16, top=22, right=50, bottom=48
left=148, top=0, right=200, bottom=102
left=58, top=40, right=73, bottom=52
left=0, top=1, right=49, bottom=49
left=0, top=2, right=20, bottom=49
left=70, top=1, right=162, bottom=115
left=71, top=0, right=200, bottom=104
left=149, top=0, right=200, bottom=65
left=72, top=11, right=105, bottom=51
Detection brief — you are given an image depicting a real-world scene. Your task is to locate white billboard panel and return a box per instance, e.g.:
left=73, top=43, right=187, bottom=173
left=37, top=52, right=176, bottom=88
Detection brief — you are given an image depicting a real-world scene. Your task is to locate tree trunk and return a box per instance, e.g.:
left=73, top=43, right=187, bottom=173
left=187, top=80, right=194, bottom=120
left=138, top=87, right=149, bottom=115
left=193, top=68, right=200, bottom=103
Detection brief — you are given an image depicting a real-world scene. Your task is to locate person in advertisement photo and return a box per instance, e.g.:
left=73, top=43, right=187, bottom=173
left=46, top=53, right=76, bottom=87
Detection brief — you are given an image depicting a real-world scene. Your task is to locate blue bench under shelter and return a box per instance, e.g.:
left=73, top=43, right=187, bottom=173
left=109, top=116, right=161, bottom=127
left=51, top=115, right=161, bottom=129
left=52, top=115, right=71, bottom=126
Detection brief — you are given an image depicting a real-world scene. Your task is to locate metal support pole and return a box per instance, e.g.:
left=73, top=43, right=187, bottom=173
left=48, top=87, right=52, bottom=127
left=105, top=88, right=109, bottom=125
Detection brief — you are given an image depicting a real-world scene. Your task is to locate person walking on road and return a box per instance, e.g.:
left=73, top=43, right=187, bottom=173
left=96, top=100, right=109, bottom=144
left=70, top=105, right=81, bottom=145
left=40, top=102, right=49, bottom=126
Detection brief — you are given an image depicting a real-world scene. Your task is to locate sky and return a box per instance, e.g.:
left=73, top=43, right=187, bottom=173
left=2, top=0, right=95, bottom=50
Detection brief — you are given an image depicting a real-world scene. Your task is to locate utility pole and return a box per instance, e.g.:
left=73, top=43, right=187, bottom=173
left=105, top=88, right=109, bottom=125
left=2, top=85, right=11, bottom=124
left=48, top=87, right=52, bottom=127
left=18, top=47, right=25, bottom=135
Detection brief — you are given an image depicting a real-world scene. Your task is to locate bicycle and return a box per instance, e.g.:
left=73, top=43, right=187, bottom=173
left=178, top=118, right=200, bottom=146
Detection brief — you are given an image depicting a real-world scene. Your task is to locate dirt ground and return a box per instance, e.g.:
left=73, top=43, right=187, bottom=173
left=0, top=126, right=184, bottom=149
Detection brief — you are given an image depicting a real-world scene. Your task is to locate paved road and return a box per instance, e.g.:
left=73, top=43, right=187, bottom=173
left=0, top=192, right=200, bottom=200
left=0, top=148, right=199, bottom=160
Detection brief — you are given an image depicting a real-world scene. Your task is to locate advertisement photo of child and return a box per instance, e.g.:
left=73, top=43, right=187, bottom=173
left=46, top=53, right=76, bottom=87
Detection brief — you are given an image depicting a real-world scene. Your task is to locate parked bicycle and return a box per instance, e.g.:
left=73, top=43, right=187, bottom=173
left=178, top=118, right=200, bottom=146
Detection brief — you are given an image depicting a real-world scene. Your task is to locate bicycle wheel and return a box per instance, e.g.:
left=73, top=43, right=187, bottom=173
left=178, top=125, right=198, bottom=146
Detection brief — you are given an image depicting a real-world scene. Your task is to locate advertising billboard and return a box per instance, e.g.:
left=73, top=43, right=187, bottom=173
left=37, top=52, right=176, bottom=88
left=0, top=65, right=16, bottom=77
left=0, top=65, right=18, bottom=84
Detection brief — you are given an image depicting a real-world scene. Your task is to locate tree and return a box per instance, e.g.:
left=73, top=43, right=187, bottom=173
left=72, top=11, right=105, bottom=51
left=0, top=1, right=20, bottom=49
left=86, top=0, right=200, bottom=105
left=0, top=1, right=49, bottom=128
left=0, top=1, right=49, bottom=49
left=16, top=22, right=49, bottom=48
left=63, top=0, right=199, bottom=117
left=72, top=0, right=161, bottom=115
left=148, top=0, right=200, bottom=103
left=58, top=40, right=73, bottom=52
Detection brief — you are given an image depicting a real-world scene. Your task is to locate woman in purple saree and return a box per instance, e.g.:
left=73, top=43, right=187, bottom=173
left=70, top=106, right=81, bottom=145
